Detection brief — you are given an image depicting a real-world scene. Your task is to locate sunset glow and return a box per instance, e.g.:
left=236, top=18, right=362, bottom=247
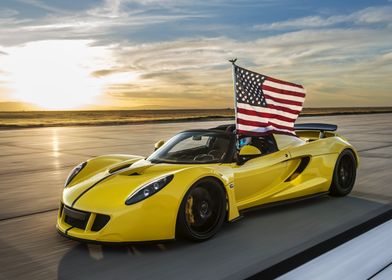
left=3, top=40, right=112, bottom=109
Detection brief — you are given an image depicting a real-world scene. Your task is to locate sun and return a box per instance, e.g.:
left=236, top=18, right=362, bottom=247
left=4, top=40, right=112, bottom=110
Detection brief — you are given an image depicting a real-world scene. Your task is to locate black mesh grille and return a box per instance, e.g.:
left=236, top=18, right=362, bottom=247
left=63, top=206, right=90, bottom=230
left=91, top=214, right=110, bottom=232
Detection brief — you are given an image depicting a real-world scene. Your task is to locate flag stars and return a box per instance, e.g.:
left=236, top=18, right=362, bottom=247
left=234, top=66, right=267, bottom=108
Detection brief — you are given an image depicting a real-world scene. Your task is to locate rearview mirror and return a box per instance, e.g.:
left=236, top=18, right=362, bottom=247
left=192, top=135, right=202, bottom=141
left=237, top=145, right=261, bottom=165
left=154, top=140, right=165, bottom=151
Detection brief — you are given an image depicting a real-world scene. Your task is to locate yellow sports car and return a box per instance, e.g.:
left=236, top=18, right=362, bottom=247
left=57, top=123, right=358, bottom=243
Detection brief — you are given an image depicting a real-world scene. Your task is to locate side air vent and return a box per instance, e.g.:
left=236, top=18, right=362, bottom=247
left=129, top=172, right=141, bottom=176
left=285, top=157, right=310, bottom=182
left=109, top=163, right=133, bottom=174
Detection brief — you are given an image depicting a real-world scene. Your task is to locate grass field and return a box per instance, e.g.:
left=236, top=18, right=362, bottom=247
left=0, top=107, right=391, bottom=129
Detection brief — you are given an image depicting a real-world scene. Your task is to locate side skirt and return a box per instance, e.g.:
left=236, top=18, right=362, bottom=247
left=239, top=192, right=329, bottom=215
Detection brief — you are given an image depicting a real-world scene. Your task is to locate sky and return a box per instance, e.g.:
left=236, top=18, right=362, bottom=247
left=0, top=0, right=391, bottom=110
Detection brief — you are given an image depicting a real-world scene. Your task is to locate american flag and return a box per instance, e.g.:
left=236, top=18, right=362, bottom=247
left=233, top=65, right=306, bottom=135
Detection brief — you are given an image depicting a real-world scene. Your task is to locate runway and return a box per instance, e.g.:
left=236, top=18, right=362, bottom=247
left=0, top=113, right=391, bottom=279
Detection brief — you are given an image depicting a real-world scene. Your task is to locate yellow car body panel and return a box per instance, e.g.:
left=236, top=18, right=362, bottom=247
left=58, top=159, right=240, bottom=242
left=57, top=125, right=359, bottom=243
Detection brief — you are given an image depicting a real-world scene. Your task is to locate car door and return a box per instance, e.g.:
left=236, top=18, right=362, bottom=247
left=233, top=147, right=292, bottom=210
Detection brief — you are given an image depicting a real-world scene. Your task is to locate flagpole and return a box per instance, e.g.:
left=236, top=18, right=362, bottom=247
left=229, top=58, right=237, bottom=134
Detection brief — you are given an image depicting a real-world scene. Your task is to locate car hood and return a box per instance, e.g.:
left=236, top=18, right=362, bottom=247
left=62, top=159, right=213, bottom=211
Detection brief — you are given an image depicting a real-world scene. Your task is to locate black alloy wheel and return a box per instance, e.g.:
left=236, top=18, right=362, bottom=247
left=329, top=149, right=357, bottom=197
left=177, top=178, right=226, bottom=241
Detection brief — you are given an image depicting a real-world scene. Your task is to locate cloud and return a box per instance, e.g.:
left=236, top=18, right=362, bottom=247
left=355, top=6, right=392, bottom=24
left=109, top=27, right=392, bottom=73
left=381, top=51, right=392, bottom=62
left=255, top=15, right=346, bottom=31
left=254, top=5, right=392, bottom=31
left=0, top=0, right=283, bottom=47
left=91, top=68, right=125, bottom=77
left=0, top=1, right=391, bottom=108
left=16, top=0, right=69, bottom=14
left=87, top=0, right=129, bottom=18
left=0, top=8, right=19, bottom=17
left=98, top=22, right=392, bottom=107
left=0, top=0, right=210, bottom=47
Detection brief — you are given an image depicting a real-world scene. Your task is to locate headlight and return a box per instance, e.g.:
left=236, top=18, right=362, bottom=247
left=65, top=162, right=87, bottom=187
left=125, top=174, right=174, bottom=205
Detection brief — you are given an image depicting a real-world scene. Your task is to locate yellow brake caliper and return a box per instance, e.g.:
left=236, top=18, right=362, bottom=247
left=185, top=196, right=195, bottom=225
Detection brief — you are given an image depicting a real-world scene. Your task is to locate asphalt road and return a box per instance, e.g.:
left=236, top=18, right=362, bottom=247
left=0, top=113, right=391, bottom=279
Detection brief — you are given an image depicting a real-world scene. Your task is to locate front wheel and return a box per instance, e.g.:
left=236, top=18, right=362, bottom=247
left=176, top=178, right=226, bottom=241
left=329, top=149, right=357, bottom=197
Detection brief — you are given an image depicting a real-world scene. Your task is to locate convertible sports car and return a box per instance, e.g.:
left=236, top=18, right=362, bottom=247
left=57, top=123, right=358, bottom=243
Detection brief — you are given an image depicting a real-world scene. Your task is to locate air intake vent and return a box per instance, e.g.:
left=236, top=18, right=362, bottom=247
left=285, top=157, right=310, bottom=182
left=91, top=214, right=110, bottom=232
left=109, top=163, right=133, bottom=174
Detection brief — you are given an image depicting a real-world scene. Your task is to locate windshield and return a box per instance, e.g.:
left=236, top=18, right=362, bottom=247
left=147, top=131, right=231, bottom=164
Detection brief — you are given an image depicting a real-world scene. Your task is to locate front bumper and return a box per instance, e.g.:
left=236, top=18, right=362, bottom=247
left=57, top=200, right=178, bottom=243
left=56, top=227, right=173, bottom=245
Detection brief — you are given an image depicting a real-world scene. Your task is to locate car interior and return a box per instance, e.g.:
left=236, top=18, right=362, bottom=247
left=164, top=134, right=231, bottom=163
left=213, top=124, right=279, bottom=162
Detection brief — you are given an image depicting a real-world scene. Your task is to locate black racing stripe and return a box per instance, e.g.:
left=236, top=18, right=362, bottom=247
left=71, top=173, right=115, bottom=207
left=65, top=226, right=74, bottom=235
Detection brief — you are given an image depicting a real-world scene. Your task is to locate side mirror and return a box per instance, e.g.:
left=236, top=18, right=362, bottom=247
left=237, top=145, right=261, bottom=165
left=154, top=140, right=165, bottom=151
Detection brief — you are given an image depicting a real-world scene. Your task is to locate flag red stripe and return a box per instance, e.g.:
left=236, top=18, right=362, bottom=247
left=237, top=129, right=296, bottom=136
left=266, top=76, right=303, bottom=89
left=262, top=84, right=306, bottom=98
left=237, top=118, right=294, bottom=131
left=264, top=94, right=304, bottom=107
left=237, top=107, right=296, bottom=123
left=266, top=103, right=301, bottom=115
left=264, top=99, right=303, bottom=111
left=237, top=102, right=300, bottom=117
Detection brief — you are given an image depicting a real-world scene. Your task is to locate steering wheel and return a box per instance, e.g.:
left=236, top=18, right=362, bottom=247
left=193, top=154, right=214, bottom=161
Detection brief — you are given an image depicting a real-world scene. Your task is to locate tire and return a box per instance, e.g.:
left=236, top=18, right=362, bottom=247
left=329, top=149, right=357, bottom=197
left=176, top=178, right=227, bottom=242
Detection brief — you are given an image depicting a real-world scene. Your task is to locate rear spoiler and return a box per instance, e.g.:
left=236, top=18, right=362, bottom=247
left=294, top=123, right=337, bottom=132
left=294, top=123, right=337, bottom=138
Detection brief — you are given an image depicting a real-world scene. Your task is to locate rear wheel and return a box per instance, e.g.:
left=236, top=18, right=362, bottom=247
left=176, top=178, right=226, bottom=241
left=329, top=149, right=357, bottom=197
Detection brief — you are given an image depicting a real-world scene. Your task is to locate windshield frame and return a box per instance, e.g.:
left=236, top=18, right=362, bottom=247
left=147, top=130, right=235, bottom=164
